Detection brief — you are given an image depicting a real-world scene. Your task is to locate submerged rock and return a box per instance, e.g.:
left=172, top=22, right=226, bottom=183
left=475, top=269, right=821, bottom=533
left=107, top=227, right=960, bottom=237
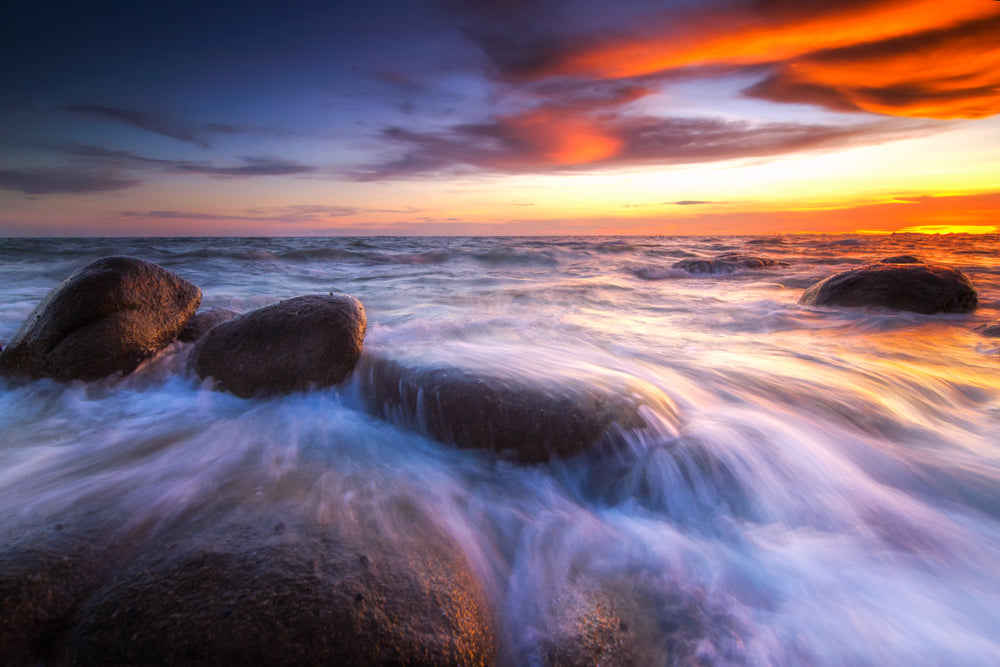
left=192, top=294, right=366, bottom=397
left=533, top=574, right=744, bottom=666
left=877, top=255, right=921, bottom=264
left=178, top=306, right=240, bottom=342
left=62, top=516, right=496, bottom=666
left=799, top=260, right=977, bottom=314
left=355, top=354, right=657, bottom=462
left=978, top=321, right=1000, bottom=337
left=672, top=253, right=781, bottom=275
left=0, top=256, right=200, bottom=381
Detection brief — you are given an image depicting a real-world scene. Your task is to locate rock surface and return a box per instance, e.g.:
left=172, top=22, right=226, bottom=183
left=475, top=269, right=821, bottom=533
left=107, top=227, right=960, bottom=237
left=178, top=307, right=240, bottom=342
left=61, top=516, right=496, bottom=666
left=0, top=509, right=148, bottom=665
left=0, top=256, right=200, bottom=381
left=672, top=253, right=780, bottom=275
left=192, top=294, right=366, bottom=397
left=355, top=354, right=656, bottom=462
left=978, top=321, right=1000, bottom=337
left=799, top=260, right=977, bottom=314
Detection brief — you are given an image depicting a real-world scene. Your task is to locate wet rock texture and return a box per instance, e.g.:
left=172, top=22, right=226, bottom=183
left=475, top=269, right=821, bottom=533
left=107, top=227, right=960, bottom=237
left=672, top=253, right=781, bottom=275
left=178, top=306, right=240, bottom=342
left=193, top=294, right=366, bottom=397
left=356, top=355, right=650, bottom=462
left=799, top=259, right=978, bottom=314
left=0, top=509, right=150, bottom=665
left=60, top=518, right=496, bottom=667
left=0, top=256, right=200, bottom=381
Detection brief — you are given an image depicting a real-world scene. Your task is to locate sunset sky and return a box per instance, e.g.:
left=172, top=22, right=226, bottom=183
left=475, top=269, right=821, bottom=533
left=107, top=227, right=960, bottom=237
left=1, top=0, right=998, bottom=236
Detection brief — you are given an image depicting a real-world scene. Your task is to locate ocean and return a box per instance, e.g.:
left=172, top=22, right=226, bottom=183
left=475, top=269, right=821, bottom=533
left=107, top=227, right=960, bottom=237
left=2, top=235, right=999, bottom=664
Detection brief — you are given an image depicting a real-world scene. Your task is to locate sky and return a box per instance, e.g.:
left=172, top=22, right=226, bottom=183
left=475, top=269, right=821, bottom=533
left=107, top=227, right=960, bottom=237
left=1, top=0, right=998, bottom=236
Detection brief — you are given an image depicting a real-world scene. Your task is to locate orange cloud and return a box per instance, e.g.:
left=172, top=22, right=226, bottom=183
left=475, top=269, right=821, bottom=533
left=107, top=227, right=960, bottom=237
left=498, top=110, right=623, bottom=166
left=521, top=0, right=1000, bottom=120
left=747, top=15, right=1000, bottom=119
left=551, top=0, right=995, bottom=78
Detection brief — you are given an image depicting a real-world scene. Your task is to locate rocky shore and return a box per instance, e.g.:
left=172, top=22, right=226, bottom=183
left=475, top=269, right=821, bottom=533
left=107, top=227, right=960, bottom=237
left=0, top=252, right=988, bottom=664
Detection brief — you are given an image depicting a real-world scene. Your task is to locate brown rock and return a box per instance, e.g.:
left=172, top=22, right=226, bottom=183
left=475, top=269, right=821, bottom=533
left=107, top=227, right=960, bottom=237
left=355, top=354, right=659, bottom=462
left=192, top=294, right=366, bottom=397
left=672, top=253, right=781, bottom=275
left=0, top=509, right=150, bottom=665
left=799, top=261, right=977, bottom=314
left=178, top=307, right=240, bottom=342
left=0, top=256, right=200, bottom=381
left=61, top=516, right=496, bottom=666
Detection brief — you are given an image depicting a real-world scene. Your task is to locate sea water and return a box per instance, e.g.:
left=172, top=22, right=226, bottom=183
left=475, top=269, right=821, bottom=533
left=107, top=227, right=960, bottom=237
left=1, top=235, right=999, bottom=664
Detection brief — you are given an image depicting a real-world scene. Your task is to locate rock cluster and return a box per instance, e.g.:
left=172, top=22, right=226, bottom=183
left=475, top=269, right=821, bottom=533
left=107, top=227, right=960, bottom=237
left=672, top=252, right=782, bottom=275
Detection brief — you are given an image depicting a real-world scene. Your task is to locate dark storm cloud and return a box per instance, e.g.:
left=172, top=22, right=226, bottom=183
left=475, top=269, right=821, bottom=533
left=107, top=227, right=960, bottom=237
left=0, top=168, right=138, bottom=195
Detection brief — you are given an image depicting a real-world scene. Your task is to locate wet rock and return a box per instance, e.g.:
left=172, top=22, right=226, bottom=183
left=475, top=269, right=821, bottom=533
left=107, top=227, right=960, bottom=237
left=877, top=255, right=921, bottom=264
left=192, top=294, right=366, bottom=397
left=61, top=516, right=496, bottom=666
left=978, top=321, right=1000, bottom=337
left=799, top=261, right=977, bottom=314
left=355, top=354, right=655, bottom=462
left=178, top=306, right=240, bottom=342
left=0, top=256, right=200, bottom=381
left=536, top=575, right=744, bottom=667
left=672, top=253, right=781, bottom=275
left=0, top=510, right=148, bottom=665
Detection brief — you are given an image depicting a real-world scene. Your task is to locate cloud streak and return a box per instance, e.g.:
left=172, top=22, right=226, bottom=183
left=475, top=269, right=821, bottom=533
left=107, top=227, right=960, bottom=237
left=450, top=0, right=1000, bottom=120
left=0, top=168, right=138, bottom=195
left=356, top=111, right=921, bottom=180
left=63, top=105, right=258, bottom=148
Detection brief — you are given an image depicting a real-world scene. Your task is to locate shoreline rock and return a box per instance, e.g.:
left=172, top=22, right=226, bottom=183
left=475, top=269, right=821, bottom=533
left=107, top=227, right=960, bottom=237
left=61, top=515, right=496, bottom=666
left=0, top=256, right=200, bottom=381
left=193, top=294, right=366, bottom=397
left=354, top=354, right=659, bottom=462
left=799, top=259, right=977, bottom=314
left=672, top=253, right=782, bottom=275
left=178, top=306, right=240, bottom=342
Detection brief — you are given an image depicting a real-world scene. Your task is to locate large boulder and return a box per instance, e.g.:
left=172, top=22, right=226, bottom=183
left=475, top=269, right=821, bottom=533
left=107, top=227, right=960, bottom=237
left=0, top=256, right=200, bottom=381
left=178, top=306, right=240, bottom=342
left=672, top=253, right=781, bottom=275
left=192, top=294, right=366, bottom=397
left=799, top=259, right=978, bottom=314
left=61, top=516, right=496, bottom=666
left=0, top=508, right=149, bottom=665
left=354, top=354, right=662, bottom=462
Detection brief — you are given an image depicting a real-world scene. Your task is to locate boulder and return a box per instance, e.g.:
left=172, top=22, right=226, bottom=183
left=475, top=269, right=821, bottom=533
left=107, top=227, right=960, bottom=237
left=0, top=256, right=200, bottom=381
left=178, top=307, right=240, bottom=342
left=0, top=509, right=148, bottom=665
left=192, top=294, right=366, bottom=397
left=877, top=255, right=921, bottom=264
left=354, top=355, right=656, bottom=462
left=672, top=253, right=780, bottom=275
left=61, top=517, right=496, bottom=666
left=799, top=260, right=977, bottom=314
